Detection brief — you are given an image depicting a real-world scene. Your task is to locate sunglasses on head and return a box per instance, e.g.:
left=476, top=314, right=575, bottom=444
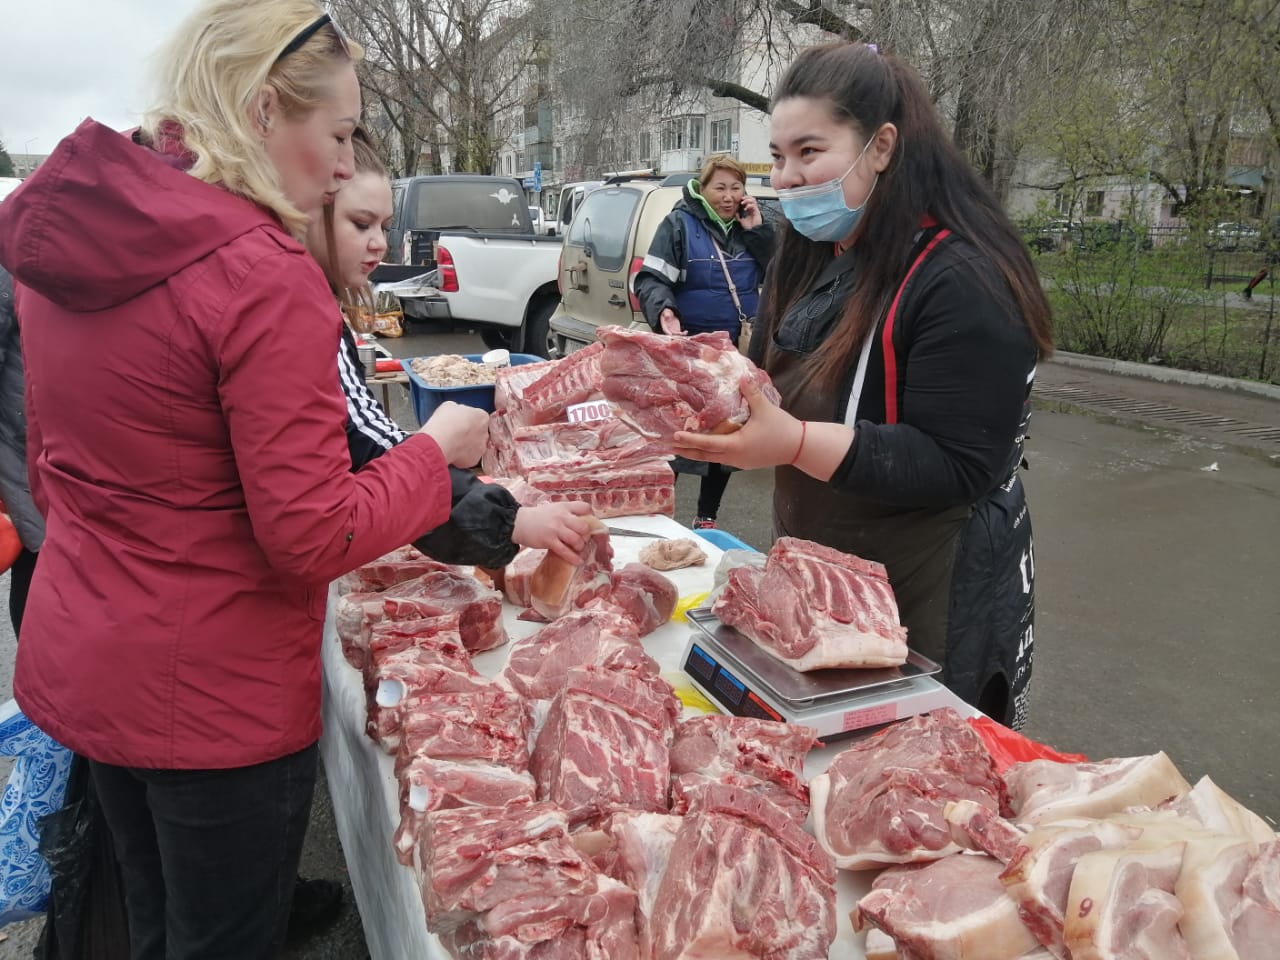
left=275, top=9, right=352, bottom=63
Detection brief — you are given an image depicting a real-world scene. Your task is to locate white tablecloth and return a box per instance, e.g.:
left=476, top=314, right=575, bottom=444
left=319, top=514, right=974, bottom=959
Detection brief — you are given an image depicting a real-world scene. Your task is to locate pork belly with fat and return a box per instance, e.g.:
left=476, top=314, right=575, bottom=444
left=1063, top=843, right=1192, bottom=960
left=713, top=537, right=908, bottom=671
left=811, top=709, right=1004, bottom=870
left=392, top=758, right=536, bottom=872
left=502, top=608, right=650, bottom=701
left=529, top=665, right=679, bottom=826
left=853, top=852, right=1041, bottom=960
left=1159, top=775, right=1276, bottom=845
left=647, top=783, right=837, bottom=960
left=668, top=715, right=818, bottom=822
left=597, top=325, right=780, bottom=439
left=1005, top=753, right=1190, bottom=825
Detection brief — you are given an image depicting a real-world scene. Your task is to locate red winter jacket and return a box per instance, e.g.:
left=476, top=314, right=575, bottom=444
left=0, top=120, right=453, bottom=769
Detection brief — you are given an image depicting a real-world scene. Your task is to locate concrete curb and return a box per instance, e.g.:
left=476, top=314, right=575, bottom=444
left=1050, top=351, right=1280, bottom=401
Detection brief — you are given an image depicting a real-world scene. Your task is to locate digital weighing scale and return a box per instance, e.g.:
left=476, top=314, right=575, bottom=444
left=681, top=608, right=956, bottom=742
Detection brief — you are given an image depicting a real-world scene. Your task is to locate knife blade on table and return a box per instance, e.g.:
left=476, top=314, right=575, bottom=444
left=605, top=527, right=665, bottom=538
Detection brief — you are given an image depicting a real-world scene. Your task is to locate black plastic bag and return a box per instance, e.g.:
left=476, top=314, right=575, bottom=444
left=34, top=755, right=130, bottom=960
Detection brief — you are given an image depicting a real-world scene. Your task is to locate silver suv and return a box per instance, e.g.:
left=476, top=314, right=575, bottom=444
left=549, top=176, right=778, bottom=355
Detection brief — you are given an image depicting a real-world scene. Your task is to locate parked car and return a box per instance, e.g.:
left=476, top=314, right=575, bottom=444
left=1022, top=217, right=1077, bottom=253
left=0, top=177, right=22, bottom=202
left=528, top=205, right=550, bottom=236
left=385, top=174, right=538, bottom=269
left=546, top=180, right=604, bottom=237
left=548, top=176, right=779, bottom=356
left=1072, top=219, right=1154, bottom=253
left=375, top=174, right=563, bottom=356
left=1208, top=221, right=1261, bottom=252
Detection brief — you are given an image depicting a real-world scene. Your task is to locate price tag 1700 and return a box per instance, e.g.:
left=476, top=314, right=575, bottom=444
left=566, top=400, right=616, bottom=424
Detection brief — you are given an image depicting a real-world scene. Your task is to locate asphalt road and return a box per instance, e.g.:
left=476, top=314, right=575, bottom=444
left=1, top=328, right=1277, bottom=957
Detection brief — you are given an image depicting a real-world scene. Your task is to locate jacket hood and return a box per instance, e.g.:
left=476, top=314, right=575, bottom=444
left=0, top=119, right=279, bottom=312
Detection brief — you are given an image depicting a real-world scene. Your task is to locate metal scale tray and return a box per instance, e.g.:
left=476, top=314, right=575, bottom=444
left=684, top=606, right=941, bottom=707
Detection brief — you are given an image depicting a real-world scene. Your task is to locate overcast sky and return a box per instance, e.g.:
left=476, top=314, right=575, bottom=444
left=1, top=1, right=204, bottom=156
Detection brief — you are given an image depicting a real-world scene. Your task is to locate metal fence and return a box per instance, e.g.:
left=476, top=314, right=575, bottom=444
left=1027, top=221, right=1278, bottom=384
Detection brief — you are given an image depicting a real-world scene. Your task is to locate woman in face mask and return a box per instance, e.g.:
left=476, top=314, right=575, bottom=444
left=674, top=42, right=1055, bottom=729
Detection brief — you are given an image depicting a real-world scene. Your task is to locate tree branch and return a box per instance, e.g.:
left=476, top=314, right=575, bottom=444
left=773, top=0, right=864, bottom=41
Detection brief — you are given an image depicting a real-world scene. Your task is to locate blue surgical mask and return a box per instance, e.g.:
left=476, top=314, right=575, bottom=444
left=777, top=138, right=878, bottom=243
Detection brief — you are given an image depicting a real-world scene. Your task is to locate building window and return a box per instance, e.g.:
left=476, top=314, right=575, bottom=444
left=554, top=146, right=563, bottom=169
left=638, top=131, right=652, bottom=163
left=517, top=152, right=526, bottom=172
left=662, top=120, right=684, bottom=151
left=710, top=119, right=732, bottom=153
left=688, top=116, right=704, bottom=150
left=1085, top=190, right=1104, bottom=217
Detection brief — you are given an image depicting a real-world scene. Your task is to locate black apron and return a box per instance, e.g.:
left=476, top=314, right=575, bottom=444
left=761, top=242, right=1035, bottom=727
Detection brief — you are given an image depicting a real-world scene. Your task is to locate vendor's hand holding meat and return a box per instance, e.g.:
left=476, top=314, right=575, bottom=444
left=672, top=376, right=853, bottom=480
left=512, top=500, right=594, bottom=565
left=418, top=401, right=489, bottom=467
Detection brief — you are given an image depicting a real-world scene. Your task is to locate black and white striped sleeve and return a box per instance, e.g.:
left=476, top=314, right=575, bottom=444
left=338, top=330, right=408, bottom=471
left=335, top=327, right=520, bottom=567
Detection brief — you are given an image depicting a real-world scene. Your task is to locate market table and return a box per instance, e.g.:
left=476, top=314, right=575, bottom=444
left=319, top=514, right=977, bottom=960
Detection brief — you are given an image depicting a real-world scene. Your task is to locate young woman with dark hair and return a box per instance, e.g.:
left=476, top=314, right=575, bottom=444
left=305, top=133, right=592, bottom=568
left=675, top=42, right=1053, bottom=728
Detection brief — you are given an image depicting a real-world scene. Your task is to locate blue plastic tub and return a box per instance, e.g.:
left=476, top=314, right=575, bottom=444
left=401, top=353, right=543, bottom=425
left=692, top=528, right=759, bottom=553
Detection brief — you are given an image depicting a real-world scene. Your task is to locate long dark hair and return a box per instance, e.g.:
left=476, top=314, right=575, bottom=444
left=764, top=43, right=1054, bottom=389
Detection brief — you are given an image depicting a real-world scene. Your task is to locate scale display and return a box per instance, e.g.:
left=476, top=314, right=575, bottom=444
left=685, top=642, right=785, bottom=721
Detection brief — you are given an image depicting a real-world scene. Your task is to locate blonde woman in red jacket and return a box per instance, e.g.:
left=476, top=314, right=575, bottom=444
left=0, top=2, right=541, bottom=956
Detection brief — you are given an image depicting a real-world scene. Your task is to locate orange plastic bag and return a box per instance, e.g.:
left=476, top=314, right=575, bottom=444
left=967, top=716, right=1088, bottom=774
left=0, top=513, right=22, bottom=573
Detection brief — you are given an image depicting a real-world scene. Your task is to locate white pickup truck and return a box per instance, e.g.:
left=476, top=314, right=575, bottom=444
left=379, top=175, right=563, bottom=357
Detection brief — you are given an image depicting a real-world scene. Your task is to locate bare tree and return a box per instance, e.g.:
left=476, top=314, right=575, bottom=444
left=334, top=0, right=537, bottom=174
left=536, top=0, right=1105, bottom=196
left=1015, top=0, right=1276, bottom=218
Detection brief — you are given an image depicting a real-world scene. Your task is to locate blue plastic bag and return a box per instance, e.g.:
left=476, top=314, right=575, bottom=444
left=0, top=698, right=73, bottom=925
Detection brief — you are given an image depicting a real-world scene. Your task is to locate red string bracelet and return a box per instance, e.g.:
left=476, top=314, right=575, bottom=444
left=789, top=421, right=807, bottom=466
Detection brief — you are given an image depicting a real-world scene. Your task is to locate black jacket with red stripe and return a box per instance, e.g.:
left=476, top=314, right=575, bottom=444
left=750, top=230, right=1037, bottom=508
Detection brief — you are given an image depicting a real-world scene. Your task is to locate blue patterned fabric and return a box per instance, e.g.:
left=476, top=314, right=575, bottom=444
left=0, top=699, right=73, bottom=924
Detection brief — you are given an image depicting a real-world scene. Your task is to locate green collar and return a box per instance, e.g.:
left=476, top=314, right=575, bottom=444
left=688, top=179, right=734, bottom=235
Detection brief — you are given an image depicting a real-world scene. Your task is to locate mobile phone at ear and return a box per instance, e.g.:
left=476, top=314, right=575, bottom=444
left=738, top=200, right=749, bottom=217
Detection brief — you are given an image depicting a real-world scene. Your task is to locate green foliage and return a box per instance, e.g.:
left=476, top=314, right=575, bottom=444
left=0, top=141, right=14, bottom=178
left=1046, top=241, right=1193, bottom=363
left=1038, top=233, right=1278, bottom=383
